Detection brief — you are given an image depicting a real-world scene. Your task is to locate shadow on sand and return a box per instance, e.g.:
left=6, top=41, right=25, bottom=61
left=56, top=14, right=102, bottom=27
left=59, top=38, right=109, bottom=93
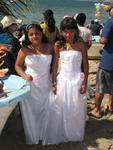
left=0, top=113, right=113, bottom=150
left=85, top=117, right=113, bottom=149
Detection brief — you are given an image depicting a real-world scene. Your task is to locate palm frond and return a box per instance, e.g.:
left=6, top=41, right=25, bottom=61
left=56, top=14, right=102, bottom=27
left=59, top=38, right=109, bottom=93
left=0, top=0, right=37, bottom=17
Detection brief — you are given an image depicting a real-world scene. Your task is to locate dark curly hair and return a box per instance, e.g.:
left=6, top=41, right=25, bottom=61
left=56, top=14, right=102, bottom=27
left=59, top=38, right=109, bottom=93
left=59, top=17, right=81, bottom=47
left=22, top=24, right=48, bottom=46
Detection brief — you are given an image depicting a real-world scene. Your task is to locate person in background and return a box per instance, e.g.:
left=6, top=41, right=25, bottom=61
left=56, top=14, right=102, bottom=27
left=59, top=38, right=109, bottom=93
left=18, top=24, right=27, bottom=45
left=63, top=15, right=71, bottom=19
left=75, top=13, right=92, bottom=50
left=89, top=6, right=113, bottom=118
left=87, top=20, right=94, bottom=28
left=15, top=24, right=54, bottom=145
left=0, top=16, right=21, bottom=75
left=42, top=17, right=88, bottom=145
left=93, top=19, right=103, bottom=36
left=40, top=9, right=60, bottom=43
left=87, top=20, right=95, bottom=32
left=88, top=19, right=103, bottom=36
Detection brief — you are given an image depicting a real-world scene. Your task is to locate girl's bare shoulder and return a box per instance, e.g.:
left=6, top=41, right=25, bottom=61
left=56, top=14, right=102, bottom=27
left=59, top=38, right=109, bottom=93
left=19, top=46, right=31, bottom=56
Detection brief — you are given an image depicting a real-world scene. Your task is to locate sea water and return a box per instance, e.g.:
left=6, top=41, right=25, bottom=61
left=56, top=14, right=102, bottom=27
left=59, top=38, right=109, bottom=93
left=17, top=0, right=110, bottom=26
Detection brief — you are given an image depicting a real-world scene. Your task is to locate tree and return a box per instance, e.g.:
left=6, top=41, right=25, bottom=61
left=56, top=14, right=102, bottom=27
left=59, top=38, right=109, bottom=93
left=0, top=0, right=35, bottom=17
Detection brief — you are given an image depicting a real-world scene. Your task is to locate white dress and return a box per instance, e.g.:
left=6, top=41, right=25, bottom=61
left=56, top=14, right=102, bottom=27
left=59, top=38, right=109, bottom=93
left=42, top=51, right=87, bottom=145
left=20, top=54, right=52, bottom=144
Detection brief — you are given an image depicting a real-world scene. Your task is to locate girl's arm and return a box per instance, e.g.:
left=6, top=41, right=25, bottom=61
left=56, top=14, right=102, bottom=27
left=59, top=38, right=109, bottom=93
left=51, top=42, right=60, bottom=94
left=80, top=42, right=89, bottom=94
left=15, top=48, right=33, bottom=81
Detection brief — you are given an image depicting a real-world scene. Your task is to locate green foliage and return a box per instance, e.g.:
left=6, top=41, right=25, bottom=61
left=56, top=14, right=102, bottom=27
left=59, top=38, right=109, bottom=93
left=0, top=0, right=36, bottom=17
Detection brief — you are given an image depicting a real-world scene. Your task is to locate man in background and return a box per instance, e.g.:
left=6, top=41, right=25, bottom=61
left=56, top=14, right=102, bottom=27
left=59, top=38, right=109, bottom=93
left=89, top=6, right=113, bottom=118
left=92, top=19, right=103, bottom=36
left=75, top=13, right=92, bottom=50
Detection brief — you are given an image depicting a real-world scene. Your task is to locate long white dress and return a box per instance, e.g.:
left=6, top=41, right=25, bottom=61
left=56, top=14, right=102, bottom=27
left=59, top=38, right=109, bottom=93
left=42, top=51, right=87, bottom=145
left=20, top=54, right=52, bottom=144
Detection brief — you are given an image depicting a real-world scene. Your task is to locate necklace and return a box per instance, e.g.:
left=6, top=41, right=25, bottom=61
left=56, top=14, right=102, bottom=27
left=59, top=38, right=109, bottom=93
left=66, top=42, right=76, bottom=50
left=66, top=43, right=73, bottom=50
left=29, top=45, right=43, bottom=54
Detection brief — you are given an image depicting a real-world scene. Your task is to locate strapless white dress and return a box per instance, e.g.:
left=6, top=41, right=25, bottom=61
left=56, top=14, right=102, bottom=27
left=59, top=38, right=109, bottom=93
left=20, top=54, right=52, bottom=144
left=42, top=51, right=87, bottom=145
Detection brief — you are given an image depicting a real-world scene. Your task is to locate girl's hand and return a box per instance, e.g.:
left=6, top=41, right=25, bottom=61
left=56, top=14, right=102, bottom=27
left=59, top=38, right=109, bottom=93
left=52, top=83, right=57, bottom=95
left=80, top=83, right=87, bottom=94
left=24, top=74, right=33, bottom=81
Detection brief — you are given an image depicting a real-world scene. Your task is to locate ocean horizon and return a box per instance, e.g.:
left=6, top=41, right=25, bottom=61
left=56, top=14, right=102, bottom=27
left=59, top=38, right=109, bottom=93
left=16, top=0, right=110, bottom=26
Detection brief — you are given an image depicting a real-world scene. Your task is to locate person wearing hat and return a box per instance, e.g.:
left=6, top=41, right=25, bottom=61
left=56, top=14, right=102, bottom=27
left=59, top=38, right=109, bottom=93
left=40, top=9, right=60, bottom=43
left=93, top=19, right=103, bottom=36
left=89, top=6, right=113, bottom=118
left=0, top=16, right=21, bottom=75
left=88, top=18, right=103, bottom=36
left=94, top=19, right=100, bottom=23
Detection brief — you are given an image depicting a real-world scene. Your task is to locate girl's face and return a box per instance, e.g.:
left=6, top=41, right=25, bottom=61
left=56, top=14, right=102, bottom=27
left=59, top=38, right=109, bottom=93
left=62, top=29, right=76, bottom=43
left=28, top=27, right=42, bottom=45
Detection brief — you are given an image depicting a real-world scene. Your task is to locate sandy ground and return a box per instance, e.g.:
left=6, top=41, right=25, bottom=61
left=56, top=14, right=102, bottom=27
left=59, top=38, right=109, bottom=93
left=0, top=60, right=113, bottom=150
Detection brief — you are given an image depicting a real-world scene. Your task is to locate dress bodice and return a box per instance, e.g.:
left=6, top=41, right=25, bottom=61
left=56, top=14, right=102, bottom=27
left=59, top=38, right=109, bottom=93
left=59, top=51, right=82, bottom=77
left=25, top=54, right=52, bottom=78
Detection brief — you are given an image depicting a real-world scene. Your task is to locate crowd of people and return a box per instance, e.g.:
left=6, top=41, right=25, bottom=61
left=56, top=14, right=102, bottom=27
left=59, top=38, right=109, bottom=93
left=0, top=6, right=113, bottom=146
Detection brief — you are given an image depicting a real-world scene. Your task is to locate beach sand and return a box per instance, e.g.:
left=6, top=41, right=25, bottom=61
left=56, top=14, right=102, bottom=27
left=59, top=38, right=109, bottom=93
left=0, top=60, right=113, bottom=150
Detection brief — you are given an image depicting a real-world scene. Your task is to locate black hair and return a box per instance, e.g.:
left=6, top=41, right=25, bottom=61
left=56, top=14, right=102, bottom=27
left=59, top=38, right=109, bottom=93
left=0, top=26, right=3, bottom=33
left=43, top=9, right=55, bottom=33
left=22, top=24, right=48, bottom=46
left=59, top=17, right=80, bottom=45
left=20, top=24, right=27, bottom=31
left=43, top=9, right=54, bottom=20
left=18, top=24, right=27, bottom=39
left=47, top=16, right=56, bottom=32
left=91, top=20, right=94, bottom=24
left=76, top=13, right=86, bottom=26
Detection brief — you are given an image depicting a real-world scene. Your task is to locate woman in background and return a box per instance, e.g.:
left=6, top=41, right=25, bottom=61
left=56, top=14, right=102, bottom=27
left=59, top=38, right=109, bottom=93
left=0, top=16, right=21, bottom=75
left=40, top=9, right=60, bottom=43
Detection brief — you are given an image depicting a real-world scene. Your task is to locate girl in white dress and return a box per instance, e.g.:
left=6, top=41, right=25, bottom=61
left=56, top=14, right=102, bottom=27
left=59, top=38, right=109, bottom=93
left=15, top=24, right=54, bottom=144
left=42, top=17, right=89, bottom=145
